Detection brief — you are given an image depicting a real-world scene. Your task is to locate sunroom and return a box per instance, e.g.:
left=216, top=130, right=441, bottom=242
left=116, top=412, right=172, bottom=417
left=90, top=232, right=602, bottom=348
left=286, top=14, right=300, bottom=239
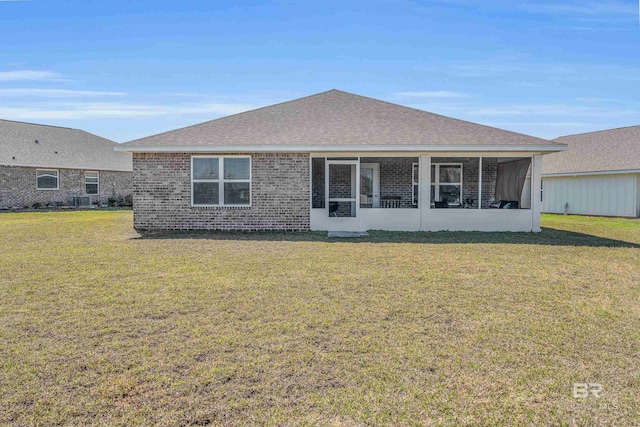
left=310, top=154, right=542, bottom=232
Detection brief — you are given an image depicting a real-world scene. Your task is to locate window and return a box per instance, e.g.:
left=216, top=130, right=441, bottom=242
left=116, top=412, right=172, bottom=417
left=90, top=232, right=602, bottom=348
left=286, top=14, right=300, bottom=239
left=431, top=163, right=462, bottom=206
left=36, top=169, right=59, bottom=190
left=85, top=171, right=99, bottom=195
left=191, top=156, right=251, bottom=206
left=412, top=162, right=419, bottom=206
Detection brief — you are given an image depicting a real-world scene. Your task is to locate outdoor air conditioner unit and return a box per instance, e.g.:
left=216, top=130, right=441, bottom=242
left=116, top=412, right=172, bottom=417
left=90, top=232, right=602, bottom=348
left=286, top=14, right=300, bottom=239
left=73, top=196, right=91, bottom=207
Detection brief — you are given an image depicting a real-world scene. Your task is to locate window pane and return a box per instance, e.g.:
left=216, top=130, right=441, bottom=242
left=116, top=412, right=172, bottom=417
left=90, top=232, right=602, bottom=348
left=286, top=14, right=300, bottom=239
left=439, top=166, right=461, bottom=183
left=37, top=175, right=58, bottom=189
left=86, top=183, right=98, bottom=195
left=224, top=182, right=250, bottom=205
left=431, top=165, right=435, bottom=182
left=86, top=177, right=98, bottom=184
left=86, top=171, right=98, bottom=179
left=193, top=182, right=219, bottom=205
left=430, top=184, right=435, bottom=203
left=193, top=158, right=219, bottom=180
left=413, top=164, right=419, bottom=184
left=224, top=158, right=250, bottom=180
left=413, top=185, right=418, bottom=205
left=439, top=185, right=461, bottom=204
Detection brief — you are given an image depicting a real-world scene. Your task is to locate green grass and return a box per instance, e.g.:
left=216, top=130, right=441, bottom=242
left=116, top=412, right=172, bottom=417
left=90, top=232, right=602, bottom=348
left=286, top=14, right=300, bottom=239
left=1, top=211, right=639, bottom=426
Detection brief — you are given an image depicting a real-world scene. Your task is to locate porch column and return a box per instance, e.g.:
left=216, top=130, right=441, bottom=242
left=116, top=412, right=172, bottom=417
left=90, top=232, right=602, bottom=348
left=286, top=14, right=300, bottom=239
left=419, top=155, right=431, bottom=231
left=531, top=154, right=543, bottom=232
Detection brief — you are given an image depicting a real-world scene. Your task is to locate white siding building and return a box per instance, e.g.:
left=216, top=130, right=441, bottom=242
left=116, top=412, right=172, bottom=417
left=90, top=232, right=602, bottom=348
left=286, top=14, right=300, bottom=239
left=542, top=126, right=640, bottom=218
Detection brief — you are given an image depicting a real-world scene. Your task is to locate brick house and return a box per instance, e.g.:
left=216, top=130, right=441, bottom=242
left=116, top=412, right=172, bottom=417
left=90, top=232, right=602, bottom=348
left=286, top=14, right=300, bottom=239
left=117, top=90, right=566, bottom=232
left=1, top=119, right=132, bottom=208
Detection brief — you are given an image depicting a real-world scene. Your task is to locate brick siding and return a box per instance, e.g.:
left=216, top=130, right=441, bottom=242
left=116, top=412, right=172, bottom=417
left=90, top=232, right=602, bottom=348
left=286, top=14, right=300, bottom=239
left=0, top=165, right=132, bottom=208
left=132, top=152, right=310, bottom=231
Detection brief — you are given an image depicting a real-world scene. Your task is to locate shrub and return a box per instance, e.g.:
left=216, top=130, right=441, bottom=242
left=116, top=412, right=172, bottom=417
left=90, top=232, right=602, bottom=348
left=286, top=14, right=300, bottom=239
left=107, top=197, right=118, bottom=207
left=119, top=194, right=133, bottom=207
left=31, top=202, right=43, bottom=209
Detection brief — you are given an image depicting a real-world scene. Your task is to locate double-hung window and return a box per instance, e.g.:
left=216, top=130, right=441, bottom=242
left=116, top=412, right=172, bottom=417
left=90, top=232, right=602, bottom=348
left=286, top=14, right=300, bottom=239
left=36, top=169, right=59, bottom=190
left=191, top=156, right=251, bottom=206
left=431, top=163, right=462, bottom=206
left=85, top=171, right=99, bottom=195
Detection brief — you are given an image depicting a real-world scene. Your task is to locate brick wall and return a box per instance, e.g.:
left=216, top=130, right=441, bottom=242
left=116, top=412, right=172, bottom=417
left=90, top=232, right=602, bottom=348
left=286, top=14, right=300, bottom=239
left=0, top=165, right=132, bottom=208
left=481, top=158, right=498, bottom=208
left=132, top=152, right=310, bottom=231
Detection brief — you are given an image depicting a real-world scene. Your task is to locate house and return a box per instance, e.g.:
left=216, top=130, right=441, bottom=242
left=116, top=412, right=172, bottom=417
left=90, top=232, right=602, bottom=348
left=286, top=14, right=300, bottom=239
left=0, top=119, right=132, bottom=209
left=117, top=90, right=566, bottom=232
left=542, top=126, right=640, bottom=218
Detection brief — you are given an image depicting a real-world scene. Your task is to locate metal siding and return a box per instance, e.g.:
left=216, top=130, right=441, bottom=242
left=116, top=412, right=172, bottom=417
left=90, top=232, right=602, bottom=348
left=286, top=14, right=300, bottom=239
left=542, top=174, right=637, bottom=217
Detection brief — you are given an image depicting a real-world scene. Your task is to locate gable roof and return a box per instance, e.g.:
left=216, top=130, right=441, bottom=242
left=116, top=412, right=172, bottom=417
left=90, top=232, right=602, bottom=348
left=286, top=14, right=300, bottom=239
left=543, top=125, right=640, bottom=175
left=119, top=90, right=564, bottom=152
left=0, top=119, right=132, bottom=172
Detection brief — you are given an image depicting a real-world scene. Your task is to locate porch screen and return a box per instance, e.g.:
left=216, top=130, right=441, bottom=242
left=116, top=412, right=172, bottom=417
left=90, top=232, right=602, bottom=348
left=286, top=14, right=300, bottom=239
left=312, top=158, right=325, bottom=208
left=495, top=158, right=531, bottom=207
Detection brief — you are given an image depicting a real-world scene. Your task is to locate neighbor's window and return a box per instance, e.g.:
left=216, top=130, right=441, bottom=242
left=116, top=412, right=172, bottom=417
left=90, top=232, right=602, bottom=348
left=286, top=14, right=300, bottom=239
left=431, top=164, right=462, bottom=206
left=191, top=156, right=251, bottom=206
left=85, top=171, right=99, bottom=195
left=412, top=162, right=419, bottom=206
left=36, top=169, right=59, bottom=190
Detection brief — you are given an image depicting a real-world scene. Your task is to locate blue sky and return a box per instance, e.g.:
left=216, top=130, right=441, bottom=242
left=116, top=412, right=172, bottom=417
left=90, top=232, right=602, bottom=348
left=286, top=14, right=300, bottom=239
left=1, top=0, right=639, bottom=142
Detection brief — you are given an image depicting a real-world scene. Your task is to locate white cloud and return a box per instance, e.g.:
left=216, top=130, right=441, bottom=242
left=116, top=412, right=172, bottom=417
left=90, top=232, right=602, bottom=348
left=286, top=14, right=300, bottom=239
left=520, top=1, right=637, bottom=16
left=0, top=70, right=63, bottom=82
left=0, top=101, right=258, bottom=120
left=0, top=88, right=126, bottom=97
left=466, top=104, right=640, bottom=118
left=395, top=91, right=469, bottom=98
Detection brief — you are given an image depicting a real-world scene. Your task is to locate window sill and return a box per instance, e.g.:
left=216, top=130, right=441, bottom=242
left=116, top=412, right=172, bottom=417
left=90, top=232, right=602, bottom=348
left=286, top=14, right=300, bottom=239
left=191, top=205, right=252, bottom=210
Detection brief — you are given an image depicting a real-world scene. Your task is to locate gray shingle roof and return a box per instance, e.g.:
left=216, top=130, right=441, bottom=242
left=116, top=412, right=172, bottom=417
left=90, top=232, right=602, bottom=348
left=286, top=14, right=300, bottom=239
left=543, top=125, right=640, bottom=175
left=122, top=90, right=561, bottom=150
left=0, top=119, right=132, bottom=172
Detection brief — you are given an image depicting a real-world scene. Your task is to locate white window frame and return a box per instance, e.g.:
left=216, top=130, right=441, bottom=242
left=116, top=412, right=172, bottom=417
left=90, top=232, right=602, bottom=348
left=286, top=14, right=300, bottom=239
left=191, top=155, right=251, bottom=207
left=85, top=171, right=99, bottom=195
left=412, top=162, right=419, bottom=206
left=36, top=169, right=59, bottom=190
left=431, top=163, right=463, bottom=206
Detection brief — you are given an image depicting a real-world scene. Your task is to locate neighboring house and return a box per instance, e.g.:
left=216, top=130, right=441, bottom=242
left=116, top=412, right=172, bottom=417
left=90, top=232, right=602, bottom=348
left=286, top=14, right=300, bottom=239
left=543, top=126, right=640, bottom=218
left=117, top=90, right=566, bottom=232
left=0, top=119, right=132, bottom=208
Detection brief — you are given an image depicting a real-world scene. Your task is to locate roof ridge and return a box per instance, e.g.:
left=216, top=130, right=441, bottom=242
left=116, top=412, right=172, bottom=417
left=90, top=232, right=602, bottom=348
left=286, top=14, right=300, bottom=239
left=554, top=124, right=640, bottom=140
left=124, top=89, right=341, bottom=145
left=0, top=118, right=76, bottom=131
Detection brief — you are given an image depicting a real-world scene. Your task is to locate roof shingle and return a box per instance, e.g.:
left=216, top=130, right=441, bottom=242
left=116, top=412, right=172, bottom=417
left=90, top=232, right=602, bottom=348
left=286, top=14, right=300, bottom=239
left=0, top=119, right=131, bottom=172
left=544, top=125, right=640, bottom=175
left=122, top=90, right=561, bottom=149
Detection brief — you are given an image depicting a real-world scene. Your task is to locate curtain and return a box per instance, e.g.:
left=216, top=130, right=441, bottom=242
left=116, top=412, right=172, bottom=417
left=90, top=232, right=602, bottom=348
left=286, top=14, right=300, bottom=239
left=495, top=159, right=531, bottom=206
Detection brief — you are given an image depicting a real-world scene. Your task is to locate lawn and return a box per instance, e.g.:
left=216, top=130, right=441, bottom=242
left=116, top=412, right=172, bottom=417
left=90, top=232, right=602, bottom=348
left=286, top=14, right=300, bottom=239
left=1, top=211, right=639, bottom=426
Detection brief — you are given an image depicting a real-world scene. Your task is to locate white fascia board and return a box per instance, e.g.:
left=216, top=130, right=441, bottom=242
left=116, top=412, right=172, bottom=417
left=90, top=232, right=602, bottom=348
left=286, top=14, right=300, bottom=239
left=543, top=169, right=640, bottom=178
left=115, top=144, right=567, bottom=153
left=0, top=162, right=132, bottom=172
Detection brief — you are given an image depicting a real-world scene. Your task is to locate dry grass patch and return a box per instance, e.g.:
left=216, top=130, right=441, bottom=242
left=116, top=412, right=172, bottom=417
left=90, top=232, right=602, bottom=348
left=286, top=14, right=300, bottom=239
left=1, top=211, right=639, bottom=425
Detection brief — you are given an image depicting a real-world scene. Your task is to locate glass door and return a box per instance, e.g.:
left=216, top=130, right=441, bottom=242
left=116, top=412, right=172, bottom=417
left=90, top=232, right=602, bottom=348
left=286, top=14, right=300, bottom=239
left=326, top=160, right=360, bottom=231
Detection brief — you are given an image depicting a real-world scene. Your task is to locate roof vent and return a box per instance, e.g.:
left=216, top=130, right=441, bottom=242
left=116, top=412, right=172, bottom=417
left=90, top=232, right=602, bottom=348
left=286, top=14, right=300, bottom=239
left=35, top=139, right=39, bottom=144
